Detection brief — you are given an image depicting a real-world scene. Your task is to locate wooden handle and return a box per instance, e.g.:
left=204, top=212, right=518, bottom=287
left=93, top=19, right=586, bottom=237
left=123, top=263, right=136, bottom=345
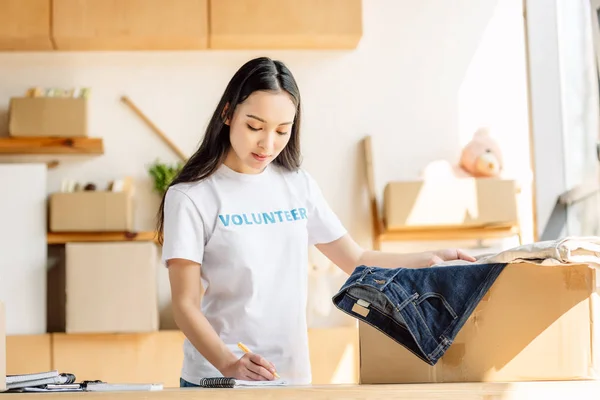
left=120, top=95, right=188, bottom=162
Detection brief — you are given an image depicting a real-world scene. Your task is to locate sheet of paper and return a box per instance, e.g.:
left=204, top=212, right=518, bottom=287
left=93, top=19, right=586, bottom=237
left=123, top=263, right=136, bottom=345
left=234, top=379, right=288, bottom=387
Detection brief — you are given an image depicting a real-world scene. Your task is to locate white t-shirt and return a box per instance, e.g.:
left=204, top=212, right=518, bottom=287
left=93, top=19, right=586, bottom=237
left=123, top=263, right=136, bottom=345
left=161, top=163, right=347, bottom=385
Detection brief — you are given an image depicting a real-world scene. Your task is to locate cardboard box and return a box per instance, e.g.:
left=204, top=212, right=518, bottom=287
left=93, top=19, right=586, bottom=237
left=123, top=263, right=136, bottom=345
left=6, top=334, right=52, bottom=375
left=308, top=326, right=359, bottom=384
left=47, top=242, right=159, bottom=334
left=383, top=178, right=518, bottom=230
left=0, top=302, right=6, bottom=392
left=49, top=191, right=133, bottom=232
left=9, top=97, right=88, bottom=137
left=51, top=331, right=184, bottom=387
left=359, top=263, right=599, bottom=383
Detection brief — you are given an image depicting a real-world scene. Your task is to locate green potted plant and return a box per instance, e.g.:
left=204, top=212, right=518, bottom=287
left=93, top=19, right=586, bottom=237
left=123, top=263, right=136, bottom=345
left=147, top=160, right=183, bottom=195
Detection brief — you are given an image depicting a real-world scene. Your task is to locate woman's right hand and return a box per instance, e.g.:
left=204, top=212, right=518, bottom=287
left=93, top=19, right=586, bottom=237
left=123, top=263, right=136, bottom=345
left=220, top=353, right=277, bottom=381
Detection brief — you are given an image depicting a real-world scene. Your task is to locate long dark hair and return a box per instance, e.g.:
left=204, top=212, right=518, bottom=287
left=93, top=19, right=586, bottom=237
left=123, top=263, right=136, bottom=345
left=155, top=56, right=303, bottom=244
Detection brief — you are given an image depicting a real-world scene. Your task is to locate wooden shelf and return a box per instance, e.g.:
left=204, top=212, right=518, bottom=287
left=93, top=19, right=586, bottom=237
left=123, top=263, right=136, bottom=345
left=379, top=225, right=521, bottom=242
left=47, top=231, right=157, bottom=244
left=0, top=137, right=104, bottom=155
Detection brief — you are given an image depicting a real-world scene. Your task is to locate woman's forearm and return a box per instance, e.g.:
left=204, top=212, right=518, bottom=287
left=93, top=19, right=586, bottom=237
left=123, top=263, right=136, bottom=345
left=172, top=300, right=237, bottom=374
left=357, top=249, right=434, bottom=269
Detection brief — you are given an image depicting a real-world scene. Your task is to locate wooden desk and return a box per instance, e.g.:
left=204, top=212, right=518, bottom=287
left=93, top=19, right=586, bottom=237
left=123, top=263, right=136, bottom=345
left=4, top=381, right=600, bottom=399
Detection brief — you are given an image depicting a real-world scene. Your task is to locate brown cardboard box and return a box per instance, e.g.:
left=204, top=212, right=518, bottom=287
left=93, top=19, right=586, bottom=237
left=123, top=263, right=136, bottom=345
left=359, top=263, right=599, bottom=383
left=0, top=302, right=5, bottom=392
left=383, top=178, right=518, bottom=230
left=47, top=242, right=159, bottom=334
left=51, top=331, right=184, bottom=387
left=49, top=191, right=133, bottom=232
left=9, top=97, right=88, bottom=137
left=308, top=326, right=359, bottom=384
left=6, top=334, right=52, bottom=374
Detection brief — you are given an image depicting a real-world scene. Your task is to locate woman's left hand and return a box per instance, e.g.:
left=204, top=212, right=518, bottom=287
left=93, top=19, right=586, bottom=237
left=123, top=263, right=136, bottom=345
left=428, top=249, right=476, bottom=266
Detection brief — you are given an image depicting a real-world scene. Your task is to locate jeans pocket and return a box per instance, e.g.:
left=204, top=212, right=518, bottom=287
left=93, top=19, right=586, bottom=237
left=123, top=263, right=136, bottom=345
left=414, top=292, right=458, bottom=335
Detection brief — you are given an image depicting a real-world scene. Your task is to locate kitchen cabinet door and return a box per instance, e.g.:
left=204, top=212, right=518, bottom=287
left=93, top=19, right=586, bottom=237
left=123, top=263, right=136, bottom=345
left=209, top=0, right=362, bottom=50
left=0, top=0, right=53, bottom=50
left=52, top=0, right=208, bottom=50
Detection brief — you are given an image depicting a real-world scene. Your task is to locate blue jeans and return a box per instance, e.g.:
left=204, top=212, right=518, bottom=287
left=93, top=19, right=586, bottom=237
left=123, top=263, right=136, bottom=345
left=332, top=263, right=507, bottom=365
left=180, top=378, right=199, bottom=388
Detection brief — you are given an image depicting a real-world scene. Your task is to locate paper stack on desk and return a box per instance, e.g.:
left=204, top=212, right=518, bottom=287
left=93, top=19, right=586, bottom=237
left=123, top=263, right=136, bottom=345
left=4, top=370, right=163, bottom=393
left=5, top=370, right=76, bottom=391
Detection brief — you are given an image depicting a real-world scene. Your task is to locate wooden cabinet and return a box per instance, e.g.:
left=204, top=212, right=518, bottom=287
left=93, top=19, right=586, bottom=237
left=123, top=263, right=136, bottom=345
left=0, top=0, right=362, bottom=51
left=6, top=335, right=52, bottom=374
left=0, top=0, right=53, bottom=50
left=51, top=331, right=185, bottom=388
left=4, top=328, right=358, bottom=386
left=209, top=0, right=362, bottom=49
left=51, top=0, right=208, bottom=50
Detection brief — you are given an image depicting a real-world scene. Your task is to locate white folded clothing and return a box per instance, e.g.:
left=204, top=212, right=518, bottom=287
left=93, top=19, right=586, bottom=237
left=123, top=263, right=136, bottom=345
left=435, top=236, right=600, bottom=269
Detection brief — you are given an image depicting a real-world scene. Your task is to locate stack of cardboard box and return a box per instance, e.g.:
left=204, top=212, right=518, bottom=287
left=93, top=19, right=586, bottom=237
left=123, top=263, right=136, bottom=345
left=4, top=93, right=187, bottom=386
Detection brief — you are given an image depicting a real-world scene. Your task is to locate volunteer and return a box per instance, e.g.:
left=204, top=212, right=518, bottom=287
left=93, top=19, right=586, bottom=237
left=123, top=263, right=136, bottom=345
left=157, top=56, right=475, bottom=387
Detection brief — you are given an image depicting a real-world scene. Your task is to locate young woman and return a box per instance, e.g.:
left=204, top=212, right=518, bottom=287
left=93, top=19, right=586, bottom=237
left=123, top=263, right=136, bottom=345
left=158, top=56, right=475, bottom=387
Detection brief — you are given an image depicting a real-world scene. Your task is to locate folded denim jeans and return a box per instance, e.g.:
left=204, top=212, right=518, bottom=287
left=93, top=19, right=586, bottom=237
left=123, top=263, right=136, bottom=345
left=332, top=262, right=508, bottom=365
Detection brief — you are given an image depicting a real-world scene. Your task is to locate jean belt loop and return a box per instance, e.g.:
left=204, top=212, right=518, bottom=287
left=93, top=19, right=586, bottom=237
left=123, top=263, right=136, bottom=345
left=397, top=292, right=419, bottom=312
left=358, top=267, right=372, bottom=282
left=380, top=269, right=402, bottom=291
left=380, top=278, right=392, bottom=291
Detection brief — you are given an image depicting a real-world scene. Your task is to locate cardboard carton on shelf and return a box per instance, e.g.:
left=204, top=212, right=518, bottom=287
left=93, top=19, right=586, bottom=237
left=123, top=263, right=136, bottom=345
left=359, top=262, right=599, bottom=383
left=49, top=178, right=134, bottom=232
left=383, top=178, right=519, bottom=230
left=9, top=96, right=88, bottom=138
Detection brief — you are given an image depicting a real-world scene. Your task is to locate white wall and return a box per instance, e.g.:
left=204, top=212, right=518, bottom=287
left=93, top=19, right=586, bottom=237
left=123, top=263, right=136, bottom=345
left=0, top=0, right=531, bottom=329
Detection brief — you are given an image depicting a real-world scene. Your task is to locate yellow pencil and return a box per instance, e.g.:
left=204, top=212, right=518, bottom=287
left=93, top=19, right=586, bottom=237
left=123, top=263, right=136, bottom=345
left=237, top=342, right=281, bottom=379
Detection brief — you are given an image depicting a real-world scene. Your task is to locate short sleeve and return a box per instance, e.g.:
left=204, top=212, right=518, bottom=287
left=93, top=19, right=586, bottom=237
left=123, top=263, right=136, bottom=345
left=304, top=171, right=347, bottom=246
left=161, top=187, right=205, bottom=265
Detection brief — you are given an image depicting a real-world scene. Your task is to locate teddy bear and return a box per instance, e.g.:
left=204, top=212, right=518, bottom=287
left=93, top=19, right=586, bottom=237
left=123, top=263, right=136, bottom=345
left=421, top=127, right=503, bottom=180
left=458, top=127, right=503, bottom=177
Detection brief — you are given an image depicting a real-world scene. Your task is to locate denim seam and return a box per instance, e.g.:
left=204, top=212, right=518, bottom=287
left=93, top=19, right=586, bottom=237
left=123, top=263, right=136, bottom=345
left=435, top=262, right=505, bottom=339
left=396, top=292, right=419, bottom=311
left=357, top=266, right=374, bottom=282
left=415, top=292, right=459, bottom=319
left=409, top=301, right=437, bottom=349
left=428, top=339, right=451, bottom=359
left=380, top=268, right=403, bottom=291
left=390, top=281, right=438, bottom=349
left=440, top=262, right=507, bottom=339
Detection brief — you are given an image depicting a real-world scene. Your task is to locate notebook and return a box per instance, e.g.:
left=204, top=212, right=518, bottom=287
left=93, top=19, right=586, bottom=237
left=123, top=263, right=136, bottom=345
left=6, top=371, right=76, bottom=390
left=197, top=377, right=288, bottom=388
